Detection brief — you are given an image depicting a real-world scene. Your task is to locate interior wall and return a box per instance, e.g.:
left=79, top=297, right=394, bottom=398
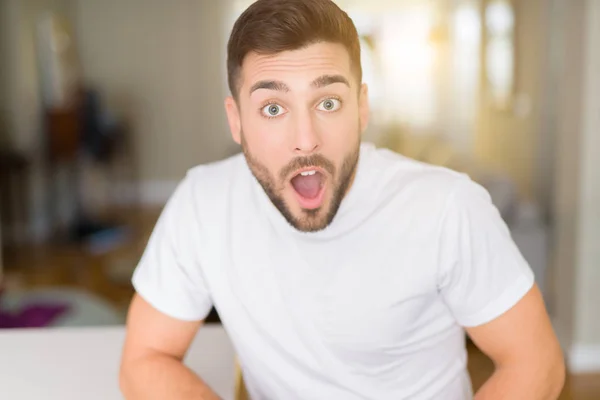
left=550, top=0, right=584, bottom=355
left=0, top=0, right=9, bottom=143
left=474, top=0, right=548, bottom=201
left=3, top=0, right=238, bottom=238
left=551, top=0, right=600, bottom=372
left=534, top=0, right=562, bottom=221
left=573, top=0, right=600, bottom=349
left=0, top=0, right=77, bottom=242
left=0, top=0, right=19, bottom=148
left=5, top=0, right=75, bottom=152
left=73, top=0, right=238, bottom=201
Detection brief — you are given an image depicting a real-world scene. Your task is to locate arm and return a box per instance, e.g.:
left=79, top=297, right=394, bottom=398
left=467, top=284, right=565, bottom=400
left=436, top=180, right=566, bottom=399
left=120, top=174, right=218, bottom=398
left=119, top=294, right=221, bottom=400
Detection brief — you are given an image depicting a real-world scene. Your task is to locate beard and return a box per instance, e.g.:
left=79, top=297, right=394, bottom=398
left=241, top=134, right=360, bottom=233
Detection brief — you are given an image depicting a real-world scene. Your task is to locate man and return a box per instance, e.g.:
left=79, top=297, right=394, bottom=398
left=119, top=0, right=565, bottom=399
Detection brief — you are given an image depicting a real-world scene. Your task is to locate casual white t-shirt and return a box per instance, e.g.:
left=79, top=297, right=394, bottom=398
left=132, top=142, right=535, bottom=400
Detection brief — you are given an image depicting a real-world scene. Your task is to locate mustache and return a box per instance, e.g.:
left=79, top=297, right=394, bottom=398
left=279, top=154, right=336, bottom=181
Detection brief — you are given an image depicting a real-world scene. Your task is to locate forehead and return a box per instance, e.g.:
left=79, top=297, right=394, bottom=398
left=240, top=42, right=354, bottom=93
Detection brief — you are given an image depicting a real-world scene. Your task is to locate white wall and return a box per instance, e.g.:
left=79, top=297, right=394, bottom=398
left=552, top=0, right=600, bottom=373
left=73, top=0, right=239, bottom=204
left=573, top=0, right=600, bottom=354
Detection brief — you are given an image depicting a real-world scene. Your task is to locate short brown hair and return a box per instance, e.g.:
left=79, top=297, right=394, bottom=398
left=226, top=0, right=362, bottom=98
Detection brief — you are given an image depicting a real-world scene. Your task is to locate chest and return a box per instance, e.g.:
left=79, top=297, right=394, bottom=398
left=204, top=216, right=447, bottom=372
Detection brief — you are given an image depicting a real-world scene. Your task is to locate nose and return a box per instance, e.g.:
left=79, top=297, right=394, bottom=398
left=292, top=111, right=321, bottom=155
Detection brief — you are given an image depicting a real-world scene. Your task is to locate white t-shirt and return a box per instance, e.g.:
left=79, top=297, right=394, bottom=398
left=132, top=142, right=535, bottom=400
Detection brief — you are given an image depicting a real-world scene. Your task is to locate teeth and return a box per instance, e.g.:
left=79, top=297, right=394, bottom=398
left=300, top=170, right=317, bottom=176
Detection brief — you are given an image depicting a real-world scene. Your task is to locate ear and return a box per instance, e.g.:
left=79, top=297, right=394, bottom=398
left=224, top=96, right=242, bottom=144
left=358, top=83, right=370, bottom=133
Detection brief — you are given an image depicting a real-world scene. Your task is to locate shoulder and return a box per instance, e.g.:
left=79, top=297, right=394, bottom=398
left=363, top=143, right=480, bottom=210
left=183, top=152, right=250, bottom=198
left=185, top=151, right=247, bottom=190
left=164, top=152, right=250, bottom=217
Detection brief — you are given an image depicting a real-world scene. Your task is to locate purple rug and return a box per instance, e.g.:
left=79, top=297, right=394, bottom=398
left=0, top=290, right=71, bottom=328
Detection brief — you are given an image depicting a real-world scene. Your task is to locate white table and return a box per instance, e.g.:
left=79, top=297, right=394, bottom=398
left=0, top=325, right=236, bottom=400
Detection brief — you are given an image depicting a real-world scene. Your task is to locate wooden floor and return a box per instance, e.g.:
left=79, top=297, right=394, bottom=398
left=2, top=207, right=598, bottom=399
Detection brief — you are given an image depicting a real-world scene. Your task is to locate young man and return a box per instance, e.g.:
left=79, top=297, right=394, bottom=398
left=119, top=0, right=565, bottom=399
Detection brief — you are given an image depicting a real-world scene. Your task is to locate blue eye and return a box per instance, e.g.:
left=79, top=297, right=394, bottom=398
left=317, top=98, right=341, bottom=112
left=262, top=103, right=285, bottom=118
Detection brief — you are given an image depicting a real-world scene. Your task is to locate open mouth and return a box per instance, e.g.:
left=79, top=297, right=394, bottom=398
left=290, top=168, right=326, bottom=210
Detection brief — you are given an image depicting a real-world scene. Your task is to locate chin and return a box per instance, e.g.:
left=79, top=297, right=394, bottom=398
left=291, top=213, right=331, bottom=233
left=285, top=192, right=335, bottom=233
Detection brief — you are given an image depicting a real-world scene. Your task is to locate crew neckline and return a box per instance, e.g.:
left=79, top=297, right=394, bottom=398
left=248, top=142, right=378, bottom=241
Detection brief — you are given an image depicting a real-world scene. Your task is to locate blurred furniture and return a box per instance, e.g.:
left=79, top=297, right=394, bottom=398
left=0, top=324, right=237, bottom=400
left=0, top=150, right=31, bottom=252
left=0, top=206, right=2, bottom=277
left=44, top=97, right=83, bottom=239
left=44, top=88, right=135, bottom=248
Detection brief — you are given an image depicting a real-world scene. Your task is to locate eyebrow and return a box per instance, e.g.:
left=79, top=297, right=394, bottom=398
left=311, top=74, right=350, bottom=89
left=249, top=80, right=290, bottom=94
left=249, top=74, right=350, bottom=95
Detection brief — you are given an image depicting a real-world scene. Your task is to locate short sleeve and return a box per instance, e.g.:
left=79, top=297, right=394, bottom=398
left=437, top=179, right=535, bottom=327
left=132, top=174, right=213, bottom=321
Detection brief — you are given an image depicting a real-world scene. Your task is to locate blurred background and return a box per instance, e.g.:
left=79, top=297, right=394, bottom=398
left=0, top=0, right=598, bottom=397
